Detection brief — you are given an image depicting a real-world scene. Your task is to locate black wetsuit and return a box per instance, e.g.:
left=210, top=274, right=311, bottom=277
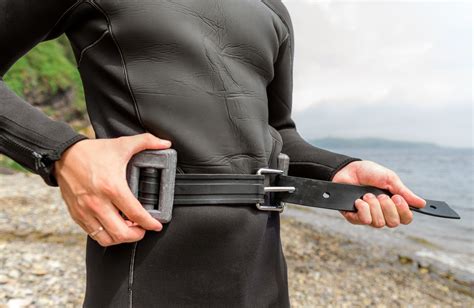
left=0, top=0, right=358, bottom=306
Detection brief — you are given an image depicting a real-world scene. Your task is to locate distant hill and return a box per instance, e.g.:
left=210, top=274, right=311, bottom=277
left=309, top=137, right=442, bottom=149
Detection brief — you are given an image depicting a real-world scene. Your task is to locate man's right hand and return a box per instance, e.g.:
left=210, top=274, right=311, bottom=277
left=54, top=133, right=172, bottom=247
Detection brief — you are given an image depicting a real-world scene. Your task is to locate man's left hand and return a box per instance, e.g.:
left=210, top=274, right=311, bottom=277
left=332, top=160, right=426, bottom=228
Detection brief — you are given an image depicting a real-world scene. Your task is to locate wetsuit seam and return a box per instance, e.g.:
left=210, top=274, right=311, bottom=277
left=260, top=1, right=292, bottom=48
left=77, top=29, right=109, bottom=67
left=89, top=0, right=148, bottom=133
left=260, top=1, right=295, bottom=111
left=279, top=33, right=290, bottom=49
left=128, top=242, right=138, bottom=308
left=268, top=122, right=283, bottom=144
left=43, top=0, right=84, bottom=40
left=268, top=126, right=283, bottom=167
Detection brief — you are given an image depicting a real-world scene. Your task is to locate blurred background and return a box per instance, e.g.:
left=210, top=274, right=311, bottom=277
left=283, top=0, right=473, bottom=305
left=0, top=0, right=472, bottom=306
left=284, top=0, right=474, bottom=281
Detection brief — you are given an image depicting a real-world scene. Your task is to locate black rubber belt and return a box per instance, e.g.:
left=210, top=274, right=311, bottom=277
left=274, top=175, right=460, bottom=219
left=138, top=172, right=460, bottom=219
left=173, top=174, right=265, bottom=205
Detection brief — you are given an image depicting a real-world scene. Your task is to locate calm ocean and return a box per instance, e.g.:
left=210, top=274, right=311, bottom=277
left=286, top=144, right=474, bottom=280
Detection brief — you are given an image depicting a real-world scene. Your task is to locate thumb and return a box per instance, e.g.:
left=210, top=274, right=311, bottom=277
left=388, top=175, right=426, bottom=208
left=123, top=133, right=172, bottom=155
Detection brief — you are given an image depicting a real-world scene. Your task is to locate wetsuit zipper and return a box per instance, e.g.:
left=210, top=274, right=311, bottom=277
left=0, top=132, right=59, bottom=174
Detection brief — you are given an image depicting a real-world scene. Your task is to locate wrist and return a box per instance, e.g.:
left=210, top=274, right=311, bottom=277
left=53, top=137, right=89, bottom=182
left=330, top=158, right=362, bottom=182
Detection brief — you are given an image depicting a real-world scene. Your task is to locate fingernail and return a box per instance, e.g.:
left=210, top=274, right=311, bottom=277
left=377, top=194, right=388, bottom=201
left=393, top=195, right=402, bottom=205
left=162, top=140, right=172, bottom=147
left=154, top=225, right=163, bottom=232
left=365, top=193, right=375, bottom=199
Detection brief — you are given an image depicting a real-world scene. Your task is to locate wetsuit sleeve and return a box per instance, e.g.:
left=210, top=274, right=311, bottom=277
left=0, top=0, right=89, bottom=186
left=267, top=11, right=361, bottom=181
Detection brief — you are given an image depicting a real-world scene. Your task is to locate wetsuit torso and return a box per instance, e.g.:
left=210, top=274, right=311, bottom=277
left=0, top=1, right=358, bottom=306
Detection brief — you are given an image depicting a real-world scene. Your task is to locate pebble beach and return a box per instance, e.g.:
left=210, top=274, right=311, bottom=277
left=0, top=172, right=472, bottom=307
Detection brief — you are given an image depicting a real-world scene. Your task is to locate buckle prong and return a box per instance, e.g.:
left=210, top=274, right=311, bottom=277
left=255, top=168, right=295, bottom=212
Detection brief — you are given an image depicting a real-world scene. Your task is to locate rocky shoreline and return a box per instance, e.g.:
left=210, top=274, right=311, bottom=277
left=0, top=173, right=472, bottom=307
left=282, top=216, right=472, bottom=307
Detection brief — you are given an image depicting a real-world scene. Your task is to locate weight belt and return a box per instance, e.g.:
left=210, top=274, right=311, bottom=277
left=126, top=149, right=461, bottom=223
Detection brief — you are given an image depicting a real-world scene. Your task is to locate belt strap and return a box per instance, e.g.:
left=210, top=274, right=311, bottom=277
left=137, top=168, right=265, bottom=205
left=173, top=174, right=264, bottom=205
left=275, top=175, right=460, bottom=219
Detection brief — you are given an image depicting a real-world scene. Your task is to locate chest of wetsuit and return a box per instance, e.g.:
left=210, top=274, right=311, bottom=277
left=1, top=0, right=357, bottom=184
left=0, top=1, right=358, bottom=306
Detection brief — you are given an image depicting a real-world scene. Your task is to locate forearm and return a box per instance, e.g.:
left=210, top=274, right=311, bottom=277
left=278, top=127, right=360, bottom=181
left=0, top=79, right=88, bottom=186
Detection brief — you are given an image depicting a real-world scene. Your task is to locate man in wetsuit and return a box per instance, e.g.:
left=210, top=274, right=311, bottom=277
left=0, top=0, right=425, bottom=306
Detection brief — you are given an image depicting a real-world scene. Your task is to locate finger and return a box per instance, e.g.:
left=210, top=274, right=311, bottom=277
left=377, top=194, right=400, bottom=228
left=392, top=195, right=413, bottom=225
left=387, top=174, right=426, bottom=208
left=111, top=180, right=163, bottom=231
left=340, top=210, right=362, bottom=225
left=93, top=200, right=147, bottom=244
left=355, top=199, right=372, bottom=225
left=63, top=196, right=114, bottom=245
left=124, top=220, right=139, bottom=227
left=363, top=193, right=385, bottom=228
left=82, top=217, right=115, bottom=247
left=122, top=133, right=172, bottom=157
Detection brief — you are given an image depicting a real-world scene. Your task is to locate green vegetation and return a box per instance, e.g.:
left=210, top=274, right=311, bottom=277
left=3, top=35, right=85, bottom=111
left=1, top=35, right=86, bottom=173
left=0, top=155, right=29, bottom=173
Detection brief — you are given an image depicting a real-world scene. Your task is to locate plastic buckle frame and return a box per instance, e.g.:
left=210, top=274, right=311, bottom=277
left=126, top=149, right=177, bottom=223
left=255, top=168, right=295, bottom=212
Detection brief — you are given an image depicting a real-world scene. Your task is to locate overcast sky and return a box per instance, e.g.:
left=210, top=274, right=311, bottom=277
left=283, top=0, right=472, bottom=148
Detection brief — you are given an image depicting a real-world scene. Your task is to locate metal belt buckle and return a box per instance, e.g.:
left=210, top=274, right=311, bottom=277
left=126, top=149, right=177, bottom=223
left=255, top=168, right=295, bottom=212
